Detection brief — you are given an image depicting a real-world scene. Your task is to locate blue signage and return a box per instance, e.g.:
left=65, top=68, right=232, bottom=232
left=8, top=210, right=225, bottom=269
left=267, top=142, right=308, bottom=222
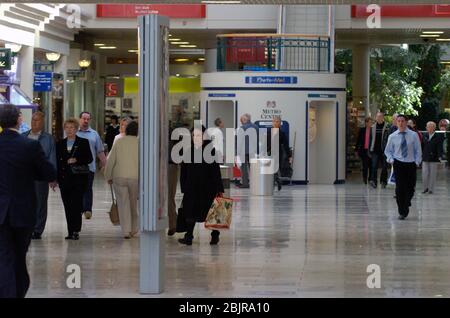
left=33, top=72, right=52, bottom=92
left=245, top=76, right=298, bottom=84
left=208, top=93, right=236, bottom=98
left=308, top=93, right=336, bottom=98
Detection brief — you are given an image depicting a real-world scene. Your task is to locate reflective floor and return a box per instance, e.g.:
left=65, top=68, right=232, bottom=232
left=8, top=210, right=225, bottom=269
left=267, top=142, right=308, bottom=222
left=26, top=169, right=450, bottom=298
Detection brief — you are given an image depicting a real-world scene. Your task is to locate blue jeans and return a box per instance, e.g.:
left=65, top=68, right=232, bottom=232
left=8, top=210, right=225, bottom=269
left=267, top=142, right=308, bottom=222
left=83, top=172, right=95, bottom=213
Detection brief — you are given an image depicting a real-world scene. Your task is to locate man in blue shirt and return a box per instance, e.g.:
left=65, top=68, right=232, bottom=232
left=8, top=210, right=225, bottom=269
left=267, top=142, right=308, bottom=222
left=384, top=114, right=422, bottom=220
left=23, top=111, right=57, bottom=239
left=77, top=112, right=107, bottom=220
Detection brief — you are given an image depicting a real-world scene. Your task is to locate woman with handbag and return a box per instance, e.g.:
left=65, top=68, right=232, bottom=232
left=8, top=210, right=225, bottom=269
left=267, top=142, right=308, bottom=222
left=56, top=118, right=93, bottom=240
left=178, top=125, right=224, bottom=246
left=104, top=121, right=139, bottom=239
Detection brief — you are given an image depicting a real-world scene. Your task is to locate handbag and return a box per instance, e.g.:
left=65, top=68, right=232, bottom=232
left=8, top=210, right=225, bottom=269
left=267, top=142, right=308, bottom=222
left=204, top=195, right=233, bottom=230
left=69, top=145, right=90, bottom=175
left=108, top=184, right=120, bottom=226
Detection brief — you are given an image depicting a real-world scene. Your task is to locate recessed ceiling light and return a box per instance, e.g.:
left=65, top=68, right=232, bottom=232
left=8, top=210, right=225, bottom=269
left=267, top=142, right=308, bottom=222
left=94, top=43, right=105, bottom=46
left=169, top=38, right=182, bottom=41
left=198, top=58, right=205, bottom=61
left=179, top=45, right=197, bottom=48
left=176, top=74, right=180, bottom=77
left=422, top=31, right=444, bottom=34
left=99, top=46, right=117, bottom=49
left=436, top=38, right=450, bottom=41
left=171, top=42, right=189, bottom=45
left=128, top=49, right=138, bottom=53
left=175, top=58, right=189, bottom=62
left=420, top=35, right=440, bottom=38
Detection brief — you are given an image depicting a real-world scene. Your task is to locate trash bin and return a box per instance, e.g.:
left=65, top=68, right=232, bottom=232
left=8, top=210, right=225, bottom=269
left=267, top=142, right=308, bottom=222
left=249, top=158, right=274, bottom=196
left=220, top=165, right=232, bottom=197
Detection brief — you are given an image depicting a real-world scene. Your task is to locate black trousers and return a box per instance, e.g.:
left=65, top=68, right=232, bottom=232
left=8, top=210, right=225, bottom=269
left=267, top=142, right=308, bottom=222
left=359, top=151, right=371, bottom=183
left=60, top=182, right=85, bottom=235
left=185, top=221, right=219, bottom=239
left=34, top=181, right=49, bottom=235
left=393, top=160, right=417, bottom=217
left=370, top=152, right=388, bottom=185
left=0, top=223, right=33, bottom=298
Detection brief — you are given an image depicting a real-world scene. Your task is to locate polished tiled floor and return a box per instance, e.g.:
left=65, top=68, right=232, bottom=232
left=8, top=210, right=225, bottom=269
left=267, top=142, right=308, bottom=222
left=26, top=168, right=450, bottom=298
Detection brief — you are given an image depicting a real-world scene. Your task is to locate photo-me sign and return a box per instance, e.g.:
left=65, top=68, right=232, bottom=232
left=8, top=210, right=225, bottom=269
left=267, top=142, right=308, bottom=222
left=352, top=4, right=450, bottom=17
left=0, top=49, right=11, bottom=71
left=97, top=4, right=206, bottom=19
left=245, top=76, right=298, bottom=84
left=33, top=72, right=52, bottom=92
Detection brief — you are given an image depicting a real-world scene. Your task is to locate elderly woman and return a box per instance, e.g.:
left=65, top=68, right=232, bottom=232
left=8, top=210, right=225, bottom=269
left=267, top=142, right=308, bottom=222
left=422, top=121, right=444, bottom=194
left=177, top=125, right=224, bottom=246
left=113, top=117, right=132, bottom=147
left=56, top=118, right=93, bottom=240
left=105, top=121, right=139, bottom=239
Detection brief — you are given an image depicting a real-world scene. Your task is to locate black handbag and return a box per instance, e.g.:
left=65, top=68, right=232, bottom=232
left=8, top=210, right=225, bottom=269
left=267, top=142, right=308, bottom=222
left=69, top=144, right=90, bottom=175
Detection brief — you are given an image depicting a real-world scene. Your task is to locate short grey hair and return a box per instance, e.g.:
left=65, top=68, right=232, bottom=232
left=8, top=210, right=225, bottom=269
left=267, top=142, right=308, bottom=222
left=243, top=113, right=251, bottom=122
left=214, top=117, right=222, bottom=127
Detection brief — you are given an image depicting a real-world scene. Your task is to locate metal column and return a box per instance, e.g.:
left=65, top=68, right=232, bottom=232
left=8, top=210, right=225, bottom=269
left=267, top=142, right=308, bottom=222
left=138, top=14, right=170, bottom=294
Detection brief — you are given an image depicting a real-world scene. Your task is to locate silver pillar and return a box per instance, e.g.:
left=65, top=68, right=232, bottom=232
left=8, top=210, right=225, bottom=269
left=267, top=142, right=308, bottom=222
left=138, top=14, right=170, bottom=294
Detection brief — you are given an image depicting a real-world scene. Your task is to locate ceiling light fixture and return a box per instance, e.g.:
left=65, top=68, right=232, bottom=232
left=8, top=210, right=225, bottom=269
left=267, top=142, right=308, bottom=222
left=169, top=38, right=182, bottom=41
left=99, top=46, right=117, bottom=49
left=420, top=34, right=440, bottom=38
left=45, top=52, right=61, bottom=62
left=422, top=31, right=444, bottom=34
left=198, top=57, right=205, bottom=61
left=171, top=42, right=189, bottom=45
left=128, top=49, right=138, bottom=53
left=94, top=43, right=106, bottom=46
left=78, top=59, right=91, bottom=69
left=175, top=58, right=189, bottom=62
left=179, top=45, right=197, bottom=48
left=436, top=38, right=450, bottom=41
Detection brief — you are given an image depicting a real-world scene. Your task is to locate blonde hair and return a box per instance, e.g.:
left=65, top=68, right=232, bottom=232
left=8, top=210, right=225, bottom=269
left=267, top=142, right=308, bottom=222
left=63, top=118, right=79, bottom=130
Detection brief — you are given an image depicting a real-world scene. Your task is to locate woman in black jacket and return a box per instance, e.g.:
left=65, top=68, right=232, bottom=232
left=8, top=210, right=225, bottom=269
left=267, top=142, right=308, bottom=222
left=56, top=118, right=93, bottom=240
left=422, top=121, right=444, bottom=194
left=178, top=125, right=224, bottom=246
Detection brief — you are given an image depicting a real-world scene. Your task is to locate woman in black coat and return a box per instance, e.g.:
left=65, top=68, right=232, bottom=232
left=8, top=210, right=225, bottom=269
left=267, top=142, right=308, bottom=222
left=56, top=118, right=93, bottom=240
left=178, top=126, right=224, bottom=246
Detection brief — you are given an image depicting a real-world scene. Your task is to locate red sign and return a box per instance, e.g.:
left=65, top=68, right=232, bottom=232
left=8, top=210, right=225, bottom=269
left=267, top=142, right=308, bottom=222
left=97, top=4, right=206, bottom=19
left=352, top=5, right=450, bottom=18
left=105, top=83, right=118, bottom=97
left=226, top=38, right=267, bottom=64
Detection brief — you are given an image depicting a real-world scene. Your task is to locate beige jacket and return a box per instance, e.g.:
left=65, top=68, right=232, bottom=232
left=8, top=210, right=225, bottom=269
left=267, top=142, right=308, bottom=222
left=104, top=135, right=138, bottom=180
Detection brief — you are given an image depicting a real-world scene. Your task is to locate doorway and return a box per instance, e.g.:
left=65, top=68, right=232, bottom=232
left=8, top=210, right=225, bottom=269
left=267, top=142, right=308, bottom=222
left=206, top=100, right=235, bottom=162
left=307, top=100, right=337, bottom=184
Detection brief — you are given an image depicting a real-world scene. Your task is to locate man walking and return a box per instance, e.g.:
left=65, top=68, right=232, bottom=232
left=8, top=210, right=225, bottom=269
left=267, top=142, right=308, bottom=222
left=369, top=112, right=390, bottom=188
left=0, top=104, right=56, bottom=298
left=236, top=113, right=258, bottom=188
left=23, top=112, right=57, bottom=239
left=384, top=114, right=422, bottom=220
left=77, top=112, right=107, bottom=219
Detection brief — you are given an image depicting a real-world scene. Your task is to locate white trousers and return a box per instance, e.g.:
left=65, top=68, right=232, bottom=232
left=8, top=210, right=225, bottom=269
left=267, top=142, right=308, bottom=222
left=113, top=178, right=139, bottom=236
left=422, top=162, right=438, bottom=193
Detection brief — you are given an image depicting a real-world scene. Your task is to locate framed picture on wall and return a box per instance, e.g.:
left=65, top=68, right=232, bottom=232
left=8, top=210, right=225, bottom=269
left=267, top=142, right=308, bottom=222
left=105, top=97, right=121, bottom=110
left=123, top=98, right=133, bottom=109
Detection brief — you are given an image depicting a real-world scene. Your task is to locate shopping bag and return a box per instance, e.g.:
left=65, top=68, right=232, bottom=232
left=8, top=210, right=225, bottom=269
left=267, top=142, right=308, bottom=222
left=204, top=196, right=233, bottom=230
left=108, top=185, right=120, bottom=226
left=388, top=166, right=396, bottom=185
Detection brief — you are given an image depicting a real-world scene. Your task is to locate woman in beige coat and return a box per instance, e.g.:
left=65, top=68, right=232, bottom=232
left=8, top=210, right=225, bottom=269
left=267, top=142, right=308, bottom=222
left=105, top=121, right=139, bottom=239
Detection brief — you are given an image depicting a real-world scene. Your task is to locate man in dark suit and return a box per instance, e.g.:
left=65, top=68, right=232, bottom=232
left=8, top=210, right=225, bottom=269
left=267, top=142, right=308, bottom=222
left=0, top=104, right=57, bottom=298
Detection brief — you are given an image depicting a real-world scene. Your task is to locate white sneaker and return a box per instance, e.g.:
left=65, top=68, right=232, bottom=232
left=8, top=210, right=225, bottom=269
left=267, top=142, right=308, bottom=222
left=84, top=211, right=92, bottom=219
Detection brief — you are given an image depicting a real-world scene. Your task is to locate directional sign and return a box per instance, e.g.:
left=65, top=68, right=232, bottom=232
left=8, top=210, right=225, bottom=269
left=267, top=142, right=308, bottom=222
left=0, top=49, right=11, bottom=71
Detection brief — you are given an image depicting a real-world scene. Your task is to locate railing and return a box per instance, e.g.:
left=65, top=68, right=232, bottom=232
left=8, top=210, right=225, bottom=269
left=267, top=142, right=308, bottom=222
left=216, top=33, right=330, bottom=72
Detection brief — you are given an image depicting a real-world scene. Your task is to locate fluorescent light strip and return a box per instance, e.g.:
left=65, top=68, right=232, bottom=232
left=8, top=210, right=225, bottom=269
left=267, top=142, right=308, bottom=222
left=169, top=38, right=182, bottom=41
left=420, top=35, right=440, bottom=38
left=94, top=43, right=105, bottom=46
left=422, top=31, right=444, bottom=34
left=171, top=42, right=189, bottom=45
left=436, top=39, right=450, bottom=41
left=99, top=46, right=117, bottom=49
left=179, top=45, right=197, bottom=48
left=128, top=49, right=138, bottom=53
left=175, top=58, right=189, bottom=62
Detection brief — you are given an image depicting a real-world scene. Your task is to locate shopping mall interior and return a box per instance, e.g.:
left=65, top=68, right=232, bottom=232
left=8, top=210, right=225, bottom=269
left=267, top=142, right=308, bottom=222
left=1, top=2, right=450, bottom=298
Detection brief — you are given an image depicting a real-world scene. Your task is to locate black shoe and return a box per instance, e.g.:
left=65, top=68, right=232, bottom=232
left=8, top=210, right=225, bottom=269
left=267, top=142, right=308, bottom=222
left=65, top=234, right=74, bottom=240
left=277, top=182, right=282, bottom=191
left=381, top=183, right=387, bottom=189
left=422, top=188, right=428, bottom=194
left=210, top=231, right=220, bottom=245
left=73, top=232, right=79, bottom=240
left=398, top=215, right=406, bottom=220
left=369, top=181, right=377, bottom=189
left=31, top=232, right=42, bottom=240
left=363, top=180, right=368, bottom=185
left=178, top=238, right=192, bottom=245
left=167, top=229, right=176, bottom=236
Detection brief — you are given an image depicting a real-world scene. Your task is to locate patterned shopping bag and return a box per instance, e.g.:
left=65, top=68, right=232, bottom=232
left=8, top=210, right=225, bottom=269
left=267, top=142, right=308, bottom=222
left=205, top=196, right=233, bottom=230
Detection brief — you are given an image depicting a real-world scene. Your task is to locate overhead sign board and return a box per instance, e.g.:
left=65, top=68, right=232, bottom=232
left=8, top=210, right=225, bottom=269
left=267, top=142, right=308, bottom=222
left=97, top=4, right=206, bottom=19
